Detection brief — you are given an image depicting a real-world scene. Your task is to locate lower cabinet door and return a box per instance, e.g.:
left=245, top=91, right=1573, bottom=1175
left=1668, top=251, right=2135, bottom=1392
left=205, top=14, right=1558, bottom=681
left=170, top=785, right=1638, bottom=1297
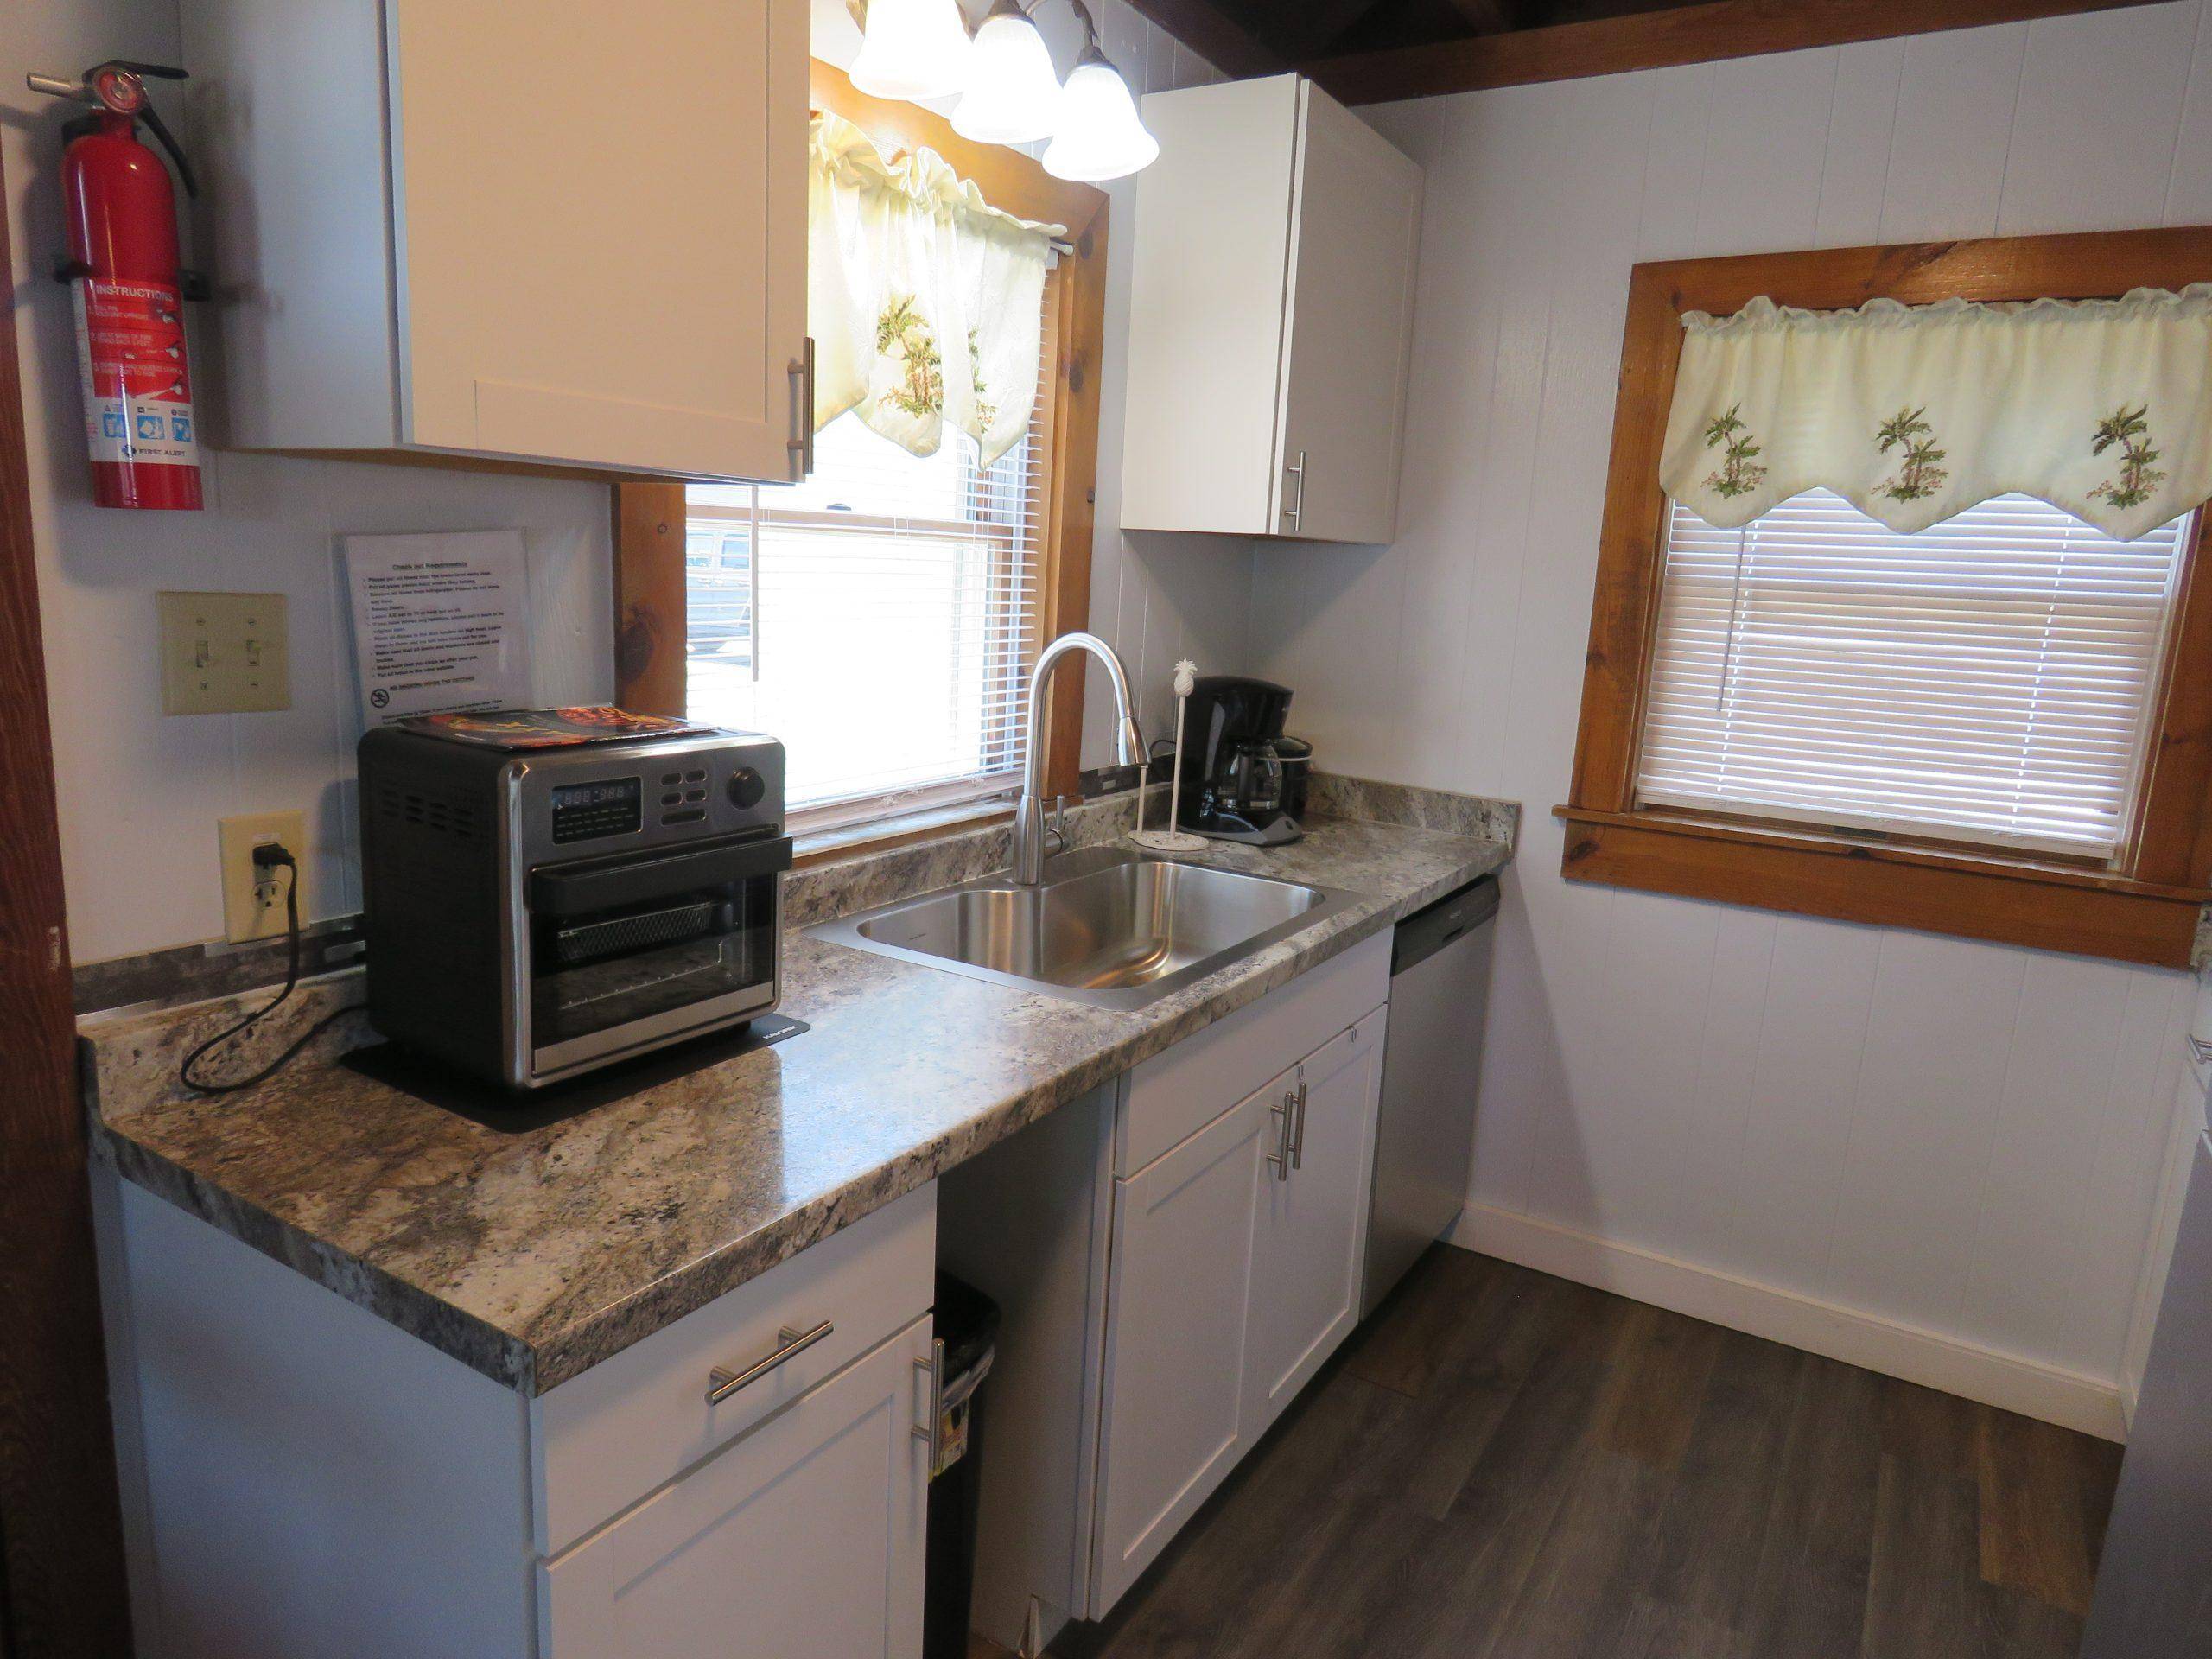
left=1090, top=1086, right=1276, bottom=1616
left=541, top=1317, right=931, bottom=1659
left=1243, top=1007, right=1387, bottom=1437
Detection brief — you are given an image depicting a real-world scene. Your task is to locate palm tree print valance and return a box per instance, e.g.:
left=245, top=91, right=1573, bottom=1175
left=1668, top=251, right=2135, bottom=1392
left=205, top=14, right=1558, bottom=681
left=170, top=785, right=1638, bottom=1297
left=809, top=112, right=1066, bottom=467
left=1657, top=285, right=2212, bottom=539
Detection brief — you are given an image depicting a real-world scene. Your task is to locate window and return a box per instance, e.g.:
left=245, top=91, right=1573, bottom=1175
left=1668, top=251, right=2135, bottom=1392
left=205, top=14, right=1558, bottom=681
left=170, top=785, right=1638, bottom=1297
left=612, top=62, right=1112, bottom=855
left=1563, top=227, right=2212, bottom=969
left=1637, top=489, right=2191, bottom=860
left=683, top=385, right=1050, bottom=830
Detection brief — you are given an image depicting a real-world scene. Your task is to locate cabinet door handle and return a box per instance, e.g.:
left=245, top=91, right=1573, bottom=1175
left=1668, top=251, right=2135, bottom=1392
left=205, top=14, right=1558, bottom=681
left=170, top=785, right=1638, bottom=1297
left=787, top=338, right=817, bottom=481
left=912, top=1338, right=945, bottom=1464
left=706, top=1319, right=833, bottom=1404
left=1290, top=1071, right=1307, bottom=1170
left=1266, top=1091, right=1294, bottom=1182
left=1282, top=449, right=1306, bottom=531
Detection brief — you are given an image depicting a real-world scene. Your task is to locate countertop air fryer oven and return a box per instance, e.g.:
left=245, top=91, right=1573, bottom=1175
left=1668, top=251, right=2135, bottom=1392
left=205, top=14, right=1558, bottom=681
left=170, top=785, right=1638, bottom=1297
left=359, top=722, right=791, bottom=1090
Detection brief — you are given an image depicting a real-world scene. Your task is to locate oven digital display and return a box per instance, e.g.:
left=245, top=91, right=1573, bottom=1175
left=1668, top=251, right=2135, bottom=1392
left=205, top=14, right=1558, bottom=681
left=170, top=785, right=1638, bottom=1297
left=550, top=777, right=643, bottom=842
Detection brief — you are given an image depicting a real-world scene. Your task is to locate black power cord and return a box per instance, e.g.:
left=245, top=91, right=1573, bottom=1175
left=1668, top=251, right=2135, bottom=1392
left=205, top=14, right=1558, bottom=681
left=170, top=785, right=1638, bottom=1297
left=178, top=842, right=365, bottom=1096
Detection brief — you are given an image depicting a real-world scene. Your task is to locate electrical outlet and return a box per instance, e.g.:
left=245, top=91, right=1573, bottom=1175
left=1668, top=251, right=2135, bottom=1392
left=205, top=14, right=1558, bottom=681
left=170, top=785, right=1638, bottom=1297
left=218, top=811, right=308, bottom=944
left=159, top=591, right=291, bottom=715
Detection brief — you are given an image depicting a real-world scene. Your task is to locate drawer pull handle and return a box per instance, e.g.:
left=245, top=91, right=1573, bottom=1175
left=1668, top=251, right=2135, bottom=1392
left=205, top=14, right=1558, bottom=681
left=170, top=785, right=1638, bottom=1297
left=913, top=1338, right=945, bottom=1463
left=1266, top=1093, right=1294, bottom=1182
left=706, top=1319, right=834, bottom=1404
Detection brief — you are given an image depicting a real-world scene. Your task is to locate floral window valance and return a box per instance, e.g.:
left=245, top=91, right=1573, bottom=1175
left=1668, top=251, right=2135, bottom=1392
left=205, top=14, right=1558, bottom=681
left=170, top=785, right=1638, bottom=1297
left=809, top=111, right=1066, bottom=468
left=1657, top=283, right=2212, bottom=539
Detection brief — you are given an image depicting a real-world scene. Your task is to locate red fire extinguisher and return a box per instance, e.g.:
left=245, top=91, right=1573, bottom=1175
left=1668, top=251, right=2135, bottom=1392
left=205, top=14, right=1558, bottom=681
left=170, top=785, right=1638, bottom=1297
left=29, top=60, right=204, bottom=511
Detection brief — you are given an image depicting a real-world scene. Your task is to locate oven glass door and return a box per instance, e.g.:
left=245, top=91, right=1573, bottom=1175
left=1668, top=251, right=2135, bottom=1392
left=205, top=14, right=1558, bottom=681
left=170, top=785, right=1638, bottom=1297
left=526, top=836, right=788, bottom=1063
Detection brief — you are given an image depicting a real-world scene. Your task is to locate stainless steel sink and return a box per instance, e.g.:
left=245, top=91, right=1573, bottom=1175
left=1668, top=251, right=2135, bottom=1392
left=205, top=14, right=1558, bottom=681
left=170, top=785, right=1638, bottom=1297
left=807, top=845, right=1359, bottom=1010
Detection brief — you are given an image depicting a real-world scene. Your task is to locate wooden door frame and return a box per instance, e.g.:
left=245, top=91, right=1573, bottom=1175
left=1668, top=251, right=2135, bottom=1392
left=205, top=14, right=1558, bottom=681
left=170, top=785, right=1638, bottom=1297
left=0, top=149, right=135, bottom=1655
left=613, top=60, right=1110, bottom=830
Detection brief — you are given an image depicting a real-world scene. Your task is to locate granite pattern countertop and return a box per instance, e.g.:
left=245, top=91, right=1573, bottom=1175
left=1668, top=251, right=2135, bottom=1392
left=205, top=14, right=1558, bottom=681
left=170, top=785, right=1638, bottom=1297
left=84, top=786, right=1511, bottom=1396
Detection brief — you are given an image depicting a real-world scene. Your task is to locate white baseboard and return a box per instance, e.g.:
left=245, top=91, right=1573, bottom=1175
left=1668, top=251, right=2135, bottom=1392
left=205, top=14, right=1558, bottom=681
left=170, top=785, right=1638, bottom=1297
left=1451, top=1202, right=2126, bottom=1443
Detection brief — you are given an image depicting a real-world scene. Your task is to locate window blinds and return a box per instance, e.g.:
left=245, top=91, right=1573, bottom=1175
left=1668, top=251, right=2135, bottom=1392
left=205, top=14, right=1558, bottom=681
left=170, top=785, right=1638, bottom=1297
left=1636, top=488, right=2190, bottom=858
left=684, top=276, right=1055, bottom=826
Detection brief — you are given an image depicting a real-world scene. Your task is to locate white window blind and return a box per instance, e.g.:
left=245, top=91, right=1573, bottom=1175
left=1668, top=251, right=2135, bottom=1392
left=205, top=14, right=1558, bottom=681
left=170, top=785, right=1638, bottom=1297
left=684, top=279, right=1054, bottom=830
left=1637, top=488, right=2191, bottom=858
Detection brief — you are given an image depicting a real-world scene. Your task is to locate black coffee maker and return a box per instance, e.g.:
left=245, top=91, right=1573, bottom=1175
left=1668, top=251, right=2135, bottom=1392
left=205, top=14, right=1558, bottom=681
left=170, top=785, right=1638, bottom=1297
left=1176, top=676, right=1302, bottom=844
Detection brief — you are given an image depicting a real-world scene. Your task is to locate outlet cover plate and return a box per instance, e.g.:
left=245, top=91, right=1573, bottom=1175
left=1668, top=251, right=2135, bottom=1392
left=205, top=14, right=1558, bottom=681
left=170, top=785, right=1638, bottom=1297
left=218, top=811, right=308, bottom=944
left=159, top=591, right=291, bottom=715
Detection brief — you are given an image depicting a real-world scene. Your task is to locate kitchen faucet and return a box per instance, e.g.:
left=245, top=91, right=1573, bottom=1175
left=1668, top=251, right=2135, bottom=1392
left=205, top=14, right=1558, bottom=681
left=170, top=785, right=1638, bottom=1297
left=1012, top=632, right=1143, bottom=885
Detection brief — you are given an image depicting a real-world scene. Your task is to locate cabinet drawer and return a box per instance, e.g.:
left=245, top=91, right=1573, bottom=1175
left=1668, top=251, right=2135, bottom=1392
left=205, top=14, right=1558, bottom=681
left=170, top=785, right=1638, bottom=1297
left=540, top=1315, right=931, bottom=1659
left=535, top=1183, right=936, bottom=1555
left=1117, top=930, right=1389, bottom=1176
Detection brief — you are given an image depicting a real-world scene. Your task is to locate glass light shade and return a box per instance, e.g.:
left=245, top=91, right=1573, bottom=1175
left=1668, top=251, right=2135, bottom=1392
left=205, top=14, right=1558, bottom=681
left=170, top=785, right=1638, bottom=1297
left=951, top=11, right=1064, bottom=144
left=1042, top=58, right=1158, bottom=181
left=849, top=0, right=973, bottom=102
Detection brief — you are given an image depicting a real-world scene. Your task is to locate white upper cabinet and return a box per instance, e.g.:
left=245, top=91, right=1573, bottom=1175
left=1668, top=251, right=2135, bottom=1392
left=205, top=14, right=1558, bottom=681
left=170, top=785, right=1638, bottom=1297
left=1118, top=75, right=1422, bottom=544
left=185, top=0, right=810, bottom=480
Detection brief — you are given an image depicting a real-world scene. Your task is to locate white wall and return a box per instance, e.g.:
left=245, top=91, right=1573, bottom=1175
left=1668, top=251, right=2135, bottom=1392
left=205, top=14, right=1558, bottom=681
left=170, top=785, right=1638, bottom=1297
left=12, top=0, right=1235, bottom=966
left=1250, top=2, right=2212, bottom=1410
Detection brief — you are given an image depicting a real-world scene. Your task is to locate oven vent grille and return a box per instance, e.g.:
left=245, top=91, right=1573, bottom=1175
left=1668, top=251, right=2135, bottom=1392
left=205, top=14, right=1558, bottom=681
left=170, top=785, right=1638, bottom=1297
left=553, top=901, right=721, bottom=966
left=376, top=783, right=482, bottom=843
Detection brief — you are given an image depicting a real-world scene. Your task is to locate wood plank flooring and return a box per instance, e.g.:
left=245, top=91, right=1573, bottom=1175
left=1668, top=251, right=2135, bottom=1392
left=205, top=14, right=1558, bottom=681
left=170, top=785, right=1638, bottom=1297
left=1043, top=1245, right=2123, bottom=1659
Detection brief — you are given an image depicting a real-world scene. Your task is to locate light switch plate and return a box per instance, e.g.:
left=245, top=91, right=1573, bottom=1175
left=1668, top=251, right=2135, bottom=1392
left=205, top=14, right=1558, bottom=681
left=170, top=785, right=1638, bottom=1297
left=218, top=811, right=309, bottom=944
left=158, top=590, right=291, bottom=715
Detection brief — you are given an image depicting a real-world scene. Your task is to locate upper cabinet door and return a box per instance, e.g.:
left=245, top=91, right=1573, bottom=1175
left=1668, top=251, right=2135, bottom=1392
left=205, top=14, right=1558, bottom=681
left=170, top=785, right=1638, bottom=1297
left=387, top=0, right=807, bottom=479
left=1273, top=87, right=1423, bottom=546
left=1118, top=75, right=1303, bottom=537
left=1118, top=75, right=1420, bottom=543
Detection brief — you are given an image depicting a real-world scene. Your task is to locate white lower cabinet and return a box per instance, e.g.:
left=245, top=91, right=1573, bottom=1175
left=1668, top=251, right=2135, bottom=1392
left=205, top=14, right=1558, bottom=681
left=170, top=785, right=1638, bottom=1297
left=540, top=1317, right=931, bottom=1659
left=99, top=1177, right=936, bottom=1659
left=1243, top=1007, right=1387, bottom=1437
left=1088, top=938, right=1392, bottom=1619
left=1093, top=1089, right=1273, bottom=1608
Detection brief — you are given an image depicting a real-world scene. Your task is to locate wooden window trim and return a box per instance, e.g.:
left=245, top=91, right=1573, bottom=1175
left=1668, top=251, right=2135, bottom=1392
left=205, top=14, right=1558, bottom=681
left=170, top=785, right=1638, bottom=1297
left=1561, top=226, right=2212, bottom=969
left=613, top=59, right=1108, bottom=861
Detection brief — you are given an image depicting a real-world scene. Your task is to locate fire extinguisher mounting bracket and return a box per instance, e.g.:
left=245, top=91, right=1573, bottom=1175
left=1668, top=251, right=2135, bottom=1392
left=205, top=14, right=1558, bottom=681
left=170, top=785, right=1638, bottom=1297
left=52, top=257, right=209, bottom=302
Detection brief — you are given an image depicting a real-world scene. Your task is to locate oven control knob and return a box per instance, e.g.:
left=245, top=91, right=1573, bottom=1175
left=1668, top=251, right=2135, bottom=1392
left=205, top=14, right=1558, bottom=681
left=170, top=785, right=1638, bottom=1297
left=726, top=767, right=766, bottom=810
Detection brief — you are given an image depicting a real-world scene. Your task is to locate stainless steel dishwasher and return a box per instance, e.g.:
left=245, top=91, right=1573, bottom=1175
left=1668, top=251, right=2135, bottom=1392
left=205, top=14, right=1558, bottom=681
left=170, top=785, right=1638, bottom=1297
left=1363, top=874, right=1500, bottom=1318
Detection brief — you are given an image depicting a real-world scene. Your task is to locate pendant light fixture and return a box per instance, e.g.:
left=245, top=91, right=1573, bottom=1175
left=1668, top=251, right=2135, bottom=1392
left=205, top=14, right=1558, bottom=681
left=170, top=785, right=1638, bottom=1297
left=952, top=0, right=1064, bottom=144
left=849, top=0, right=974, bottom=103
left=849, top=0, right=1160, bottom=181
left=1041, top=18, right=1158, bottom=182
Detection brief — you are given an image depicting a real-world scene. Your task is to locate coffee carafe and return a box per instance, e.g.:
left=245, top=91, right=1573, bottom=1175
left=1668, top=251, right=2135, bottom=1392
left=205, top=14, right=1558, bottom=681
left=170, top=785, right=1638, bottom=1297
left=1176, top=676, right=1303, bottom=844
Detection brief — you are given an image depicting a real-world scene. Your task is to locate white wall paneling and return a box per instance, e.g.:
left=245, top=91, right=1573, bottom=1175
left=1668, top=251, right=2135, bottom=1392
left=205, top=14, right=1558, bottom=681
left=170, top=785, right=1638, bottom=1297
left=1251, top=1, right=2212, bottom=1416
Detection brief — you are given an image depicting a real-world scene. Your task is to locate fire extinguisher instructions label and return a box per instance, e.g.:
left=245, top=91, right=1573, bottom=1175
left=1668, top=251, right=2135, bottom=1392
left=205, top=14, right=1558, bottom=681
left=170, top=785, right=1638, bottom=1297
left=72, top=277, right=198, bottom=467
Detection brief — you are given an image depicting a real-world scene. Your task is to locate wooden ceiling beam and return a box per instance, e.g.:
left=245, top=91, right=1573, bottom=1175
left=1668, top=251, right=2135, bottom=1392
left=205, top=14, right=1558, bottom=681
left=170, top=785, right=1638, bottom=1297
left=1306, top=0, right=2166, bottom=104
left=1283, top=0, right=1407, bottom=58
left=1117, top=0, right=1287, bottom=78
left=1438, top=0, right=1512, bottom=30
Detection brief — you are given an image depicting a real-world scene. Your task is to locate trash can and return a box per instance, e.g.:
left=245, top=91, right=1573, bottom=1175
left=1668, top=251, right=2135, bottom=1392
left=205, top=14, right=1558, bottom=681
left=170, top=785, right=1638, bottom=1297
left=924, top=1271, right=1001, bottom=1659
